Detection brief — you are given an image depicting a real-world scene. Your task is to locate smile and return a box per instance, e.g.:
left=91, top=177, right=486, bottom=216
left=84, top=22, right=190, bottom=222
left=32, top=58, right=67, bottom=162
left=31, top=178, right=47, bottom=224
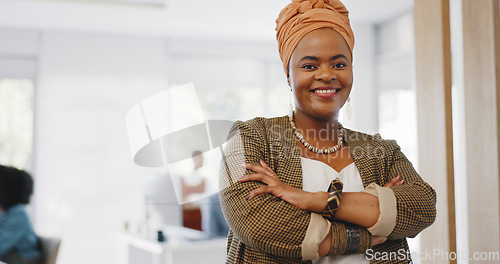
left=311, top=89, right=340, bottom=94
left=309, top=87, right=342, bottom=98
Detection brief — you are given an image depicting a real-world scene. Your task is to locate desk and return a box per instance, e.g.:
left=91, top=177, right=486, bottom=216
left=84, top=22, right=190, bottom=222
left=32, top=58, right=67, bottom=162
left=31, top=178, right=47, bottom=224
left=125, top=226, right=226, bottom=264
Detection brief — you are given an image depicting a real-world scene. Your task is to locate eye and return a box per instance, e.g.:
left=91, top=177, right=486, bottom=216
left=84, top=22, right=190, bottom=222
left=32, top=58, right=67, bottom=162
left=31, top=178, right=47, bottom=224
left=301, top=64, right=317, bottom=70
left=333, top=63, right=347, bottom=69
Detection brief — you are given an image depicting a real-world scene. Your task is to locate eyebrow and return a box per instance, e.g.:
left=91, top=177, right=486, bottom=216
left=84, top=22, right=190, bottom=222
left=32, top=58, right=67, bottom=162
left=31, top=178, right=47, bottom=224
left=299, top=54, right=348, bottom=62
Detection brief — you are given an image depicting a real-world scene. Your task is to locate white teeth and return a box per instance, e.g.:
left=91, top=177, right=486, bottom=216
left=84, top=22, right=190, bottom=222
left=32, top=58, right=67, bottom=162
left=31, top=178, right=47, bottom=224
left=313, top=89, right=337, bottom=94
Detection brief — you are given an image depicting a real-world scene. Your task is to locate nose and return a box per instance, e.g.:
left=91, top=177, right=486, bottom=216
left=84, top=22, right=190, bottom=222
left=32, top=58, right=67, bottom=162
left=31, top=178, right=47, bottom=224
left=314, top=66, right=336, bottom=82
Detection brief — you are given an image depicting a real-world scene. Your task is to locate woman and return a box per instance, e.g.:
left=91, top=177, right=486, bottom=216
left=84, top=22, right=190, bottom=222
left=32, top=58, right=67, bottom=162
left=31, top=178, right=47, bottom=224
left=0, top=165, right=40, bottom=264
left=219, top=0, right=436, bottom=263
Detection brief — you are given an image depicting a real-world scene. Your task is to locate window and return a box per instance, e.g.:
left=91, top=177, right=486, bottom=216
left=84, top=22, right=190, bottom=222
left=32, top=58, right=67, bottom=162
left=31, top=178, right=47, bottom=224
left=0, top=78, right=34, bottom=170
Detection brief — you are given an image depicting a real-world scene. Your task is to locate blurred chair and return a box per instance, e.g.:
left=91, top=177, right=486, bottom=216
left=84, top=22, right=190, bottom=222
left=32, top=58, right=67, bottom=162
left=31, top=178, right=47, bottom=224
left=38, top=236, right=61, bottom=264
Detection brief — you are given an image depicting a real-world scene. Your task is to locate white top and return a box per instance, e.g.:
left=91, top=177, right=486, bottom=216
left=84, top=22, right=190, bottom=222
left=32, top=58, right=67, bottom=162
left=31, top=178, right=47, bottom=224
left=301, top=157, right=370, bottom=264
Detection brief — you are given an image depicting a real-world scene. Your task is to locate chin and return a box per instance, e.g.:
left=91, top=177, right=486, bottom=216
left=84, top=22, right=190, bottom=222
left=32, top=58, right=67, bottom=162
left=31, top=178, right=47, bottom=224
left=313, top=110, right=340, bottom=121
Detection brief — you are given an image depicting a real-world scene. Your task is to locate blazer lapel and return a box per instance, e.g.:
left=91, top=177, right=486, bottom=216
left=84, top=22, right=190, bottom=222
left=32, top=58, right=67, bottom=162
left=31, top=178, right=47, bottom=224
left=268, top=116, right=303, bottom=189
left=343, top=128, right=380, bottom=187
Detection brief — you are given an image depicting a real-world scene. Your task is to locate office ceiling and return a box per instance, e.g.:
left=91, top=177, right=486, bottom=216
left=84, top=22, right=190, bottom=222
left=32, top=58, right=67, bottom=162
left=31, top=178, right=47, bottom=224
left=0, top=0, right=413, bottom=40
left=74, top=0, right=414, bottom=23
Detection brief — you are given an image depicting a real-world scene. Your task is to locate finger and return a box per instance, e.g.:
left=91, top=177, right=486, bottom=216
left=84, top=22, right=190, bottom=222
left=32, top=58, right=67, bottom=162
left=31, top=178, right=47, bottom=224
left=239, top=173, right=265, bottom=183
left=246, top=186, right=271, bottom=200
left=259, top=160, right=273, bottom=172
left=372, top=236, right=387, bottom=245
left=383, top=175, right=400, bottom=187
left=259, top=160, right=277, bottom=177
left=372, top=236, right=387, bottom=246
left=391, top=174, right=405, bottom=186
left=385, top=181, right=396, bottom=188
left=239, top=173, right=275, bottom=185
left=245, top=161, right=276, bottom=177
left=242, top=162, right=273, bottom=175
left=395, top=178, right=404, bottom=186
left=390, top=174, right=400, bottom=185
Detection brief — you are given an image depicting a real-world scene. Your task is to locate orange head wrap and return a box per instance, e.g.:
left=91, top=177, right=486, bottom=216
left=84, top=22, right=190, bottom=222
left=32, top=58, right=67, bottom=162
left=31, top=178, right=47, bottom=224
left=276, top=0, right=355, bottom=76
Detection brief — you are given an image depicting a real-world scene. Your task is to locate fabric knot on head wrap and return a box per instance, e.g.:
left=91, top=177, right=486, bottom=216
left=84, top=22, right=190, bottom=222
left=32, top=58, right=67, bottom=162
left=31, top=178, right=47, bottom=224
left=276, top=0, right=355, bottom=76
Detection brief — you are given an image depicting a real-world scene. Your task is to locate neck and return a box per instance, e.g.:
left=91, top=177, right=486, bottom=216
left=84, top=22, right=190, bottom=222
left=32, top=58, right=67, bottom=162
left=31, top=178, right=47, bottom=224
left=292, top=111, right=340, bottom=144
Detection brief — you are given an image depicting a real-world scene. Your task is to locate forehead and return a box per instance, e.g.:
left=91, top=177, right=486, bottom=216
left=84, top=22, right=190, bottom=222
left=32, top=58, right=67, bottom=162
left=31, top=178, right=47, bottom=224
left=292, top=28, right=351, bottom=60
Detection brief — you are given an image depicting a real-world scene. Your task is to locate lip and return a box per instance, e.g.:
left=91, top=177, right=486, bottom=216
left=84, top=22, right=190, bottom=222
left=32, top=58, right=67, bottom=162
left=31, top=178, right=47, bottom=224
left=309, top=86, right=342, bottom=99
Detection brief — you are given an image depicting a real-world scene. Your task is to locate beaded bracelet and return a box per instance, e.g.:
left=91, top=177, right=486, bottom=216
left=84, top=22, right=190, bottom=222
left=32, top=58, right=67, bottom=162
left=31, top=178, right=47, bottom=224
left=321, top=179, right=343, bottom=221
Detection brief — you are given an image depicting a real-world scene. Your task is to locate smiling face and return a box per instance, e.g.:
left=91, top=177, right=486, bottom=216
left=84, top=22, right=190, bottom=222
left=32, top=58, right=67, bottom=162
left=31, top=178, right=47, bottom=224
left=288, top=27, right=353, bottom=122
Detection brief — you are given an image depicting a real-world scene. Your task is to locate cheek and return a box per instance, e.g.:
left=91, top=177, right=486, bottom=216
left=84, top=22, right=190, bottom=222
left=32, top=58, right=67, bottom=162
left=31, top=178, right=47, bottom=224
left=288, top=66, right=311, bottom=89
left=342, top=71, right=354, bottom=87
left=290, top=73, right=311, bottom=91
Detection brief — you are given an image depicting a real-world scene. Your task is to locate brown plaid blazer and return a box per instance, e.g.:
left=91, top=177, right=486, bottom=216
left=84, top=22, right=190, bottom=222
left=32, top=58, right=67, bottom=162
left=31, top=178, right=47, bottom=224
left=219, top=116, right=436, bottom=263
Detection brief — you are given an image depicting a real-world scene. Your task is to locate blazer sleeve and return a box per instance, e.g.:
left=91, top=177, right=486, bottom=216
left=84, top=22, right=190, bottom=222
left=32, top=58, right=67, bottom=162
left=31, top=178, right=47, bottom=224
left=219, top=120, right=371, bottom=259
left=220, top=120, right=310, bottom=259
left=384, top=140, right=437, bottom=239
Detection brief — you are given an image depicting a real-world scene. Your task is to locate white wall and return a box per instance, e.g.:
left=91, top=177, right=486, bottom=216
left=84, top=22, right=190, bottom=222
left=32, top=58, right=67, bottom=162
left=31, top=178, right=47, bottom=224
left=0, top=30, right=38, bottom=79
left=0, top=0, right=287, bottom=41
left=164, top=38, right=288, bottom=122
left=346, top=23, right=377, bottom=133
left=34, top=32, right=169, bottom=264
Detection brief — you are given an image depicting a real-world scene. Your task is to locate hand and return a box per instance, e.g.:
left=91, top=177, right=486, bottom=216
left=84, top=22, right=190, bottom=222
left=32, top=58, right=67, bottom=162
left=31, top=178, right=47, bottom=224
left=239, top=160, right=323, bottom=211
left=383, top=174, right=404, bottom=188
left=372, top=236, right=387, bottom=246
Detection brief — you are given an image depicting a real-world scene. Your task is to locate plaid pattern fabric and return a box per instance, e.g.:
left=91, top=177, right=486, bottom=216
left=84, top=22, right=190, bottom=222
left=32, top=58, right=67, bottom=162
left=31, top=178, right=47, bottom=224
left=220, top=116, right=436, bottom=263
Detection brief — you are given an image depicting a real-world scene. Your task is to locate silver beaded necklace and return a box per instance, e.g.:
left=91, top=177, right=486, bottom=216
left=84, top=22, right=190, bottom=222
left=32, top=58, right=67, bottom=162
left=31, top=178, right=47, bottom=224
left=289, top=113, right=344, bottom=154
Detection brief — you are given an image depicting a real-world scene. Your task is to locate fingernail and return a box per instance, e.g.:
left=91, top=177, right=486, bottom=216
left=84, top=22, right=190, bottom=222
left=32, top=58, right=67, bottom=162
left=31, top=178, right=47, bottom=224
left=395, top=175, right=400, bottom=179
left=240, top=162, right=247, bottom=167
left=245, top=195, right=250, bottom=200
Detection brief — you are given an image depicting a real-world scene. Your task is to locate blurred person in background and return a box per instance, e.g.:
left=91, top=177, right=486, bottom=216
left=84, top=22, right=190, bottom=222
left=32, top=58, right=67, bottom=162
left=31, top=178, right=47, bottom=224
left=0, top=165, right=40, bottom=264
left=203, top=193, right=229, bottom=239
left=182, top=151, right=207, bottom=231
